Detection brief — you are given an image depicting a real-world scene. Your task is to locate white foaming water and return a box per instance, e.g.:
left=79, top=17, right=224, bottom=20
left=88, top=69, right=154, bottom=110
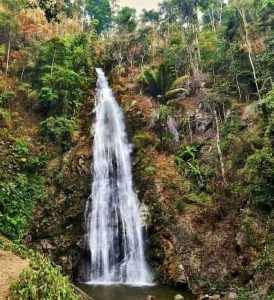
left=86, top=68, right=153, bottom=286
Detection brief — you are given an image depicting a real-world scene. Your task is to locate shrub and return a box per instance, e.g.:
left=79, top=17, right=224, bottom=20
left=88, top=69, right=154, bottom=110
left=152, top=105, right=178, bottom=151
left=261, top=86, right=274, bottom=120
left=12, top=139, right=48, bottom=172
left=40, top=116, right=76, bottom=149
left=175, top=144, right=204, bottom=188
left=13, top=139, right=29, bottom=158
left=245, top=147, right=274, bottom=210
left=0, top=108, right=12, bottom=126
left=10, top=254, right=81, bottom=300
left=133, top=131, right=157, bottom=149
left=244, top=89, right=274, bottom=211
left=0, top=174, right=45, bottom=240
left=39, top=67, right=84, bottom=116
left=0, top=90, right=15, bottom=107
left=139, top=64, right=173, bottom=101
left=38, top=87, right=58, bottom=115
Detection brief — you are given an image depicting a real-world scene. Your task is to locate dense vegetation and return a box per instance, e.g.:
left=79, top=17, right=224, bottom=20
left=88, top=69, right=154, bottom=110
left=10, top=254, right=81, bottom=300
left=0, top=0, right=273, bottom=299
left=0, top=237, right=81, bottom=300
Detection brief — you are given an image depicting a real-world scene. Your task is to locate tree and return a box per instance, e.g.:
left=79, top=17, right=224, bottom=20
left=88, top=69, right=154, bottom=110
left=39, top=66, right=84, bottom=116
left=85, top=0, right=112, bottom=33
left=161, top=0, right=203, bottom=75
left=202, top=0, right=225, bottom=31
left=0, top=8, right=18, bottom=76
left=141, top=9, right=160, bottom=24
left=139, top=63, right=175, bottom=102
left=114, top=6, right=137, bottom=33
left=231, top=0, right=262, bottom=101
left=160, top=0, right=179, bottom=24
left=36, top=0, right=66, bottom=21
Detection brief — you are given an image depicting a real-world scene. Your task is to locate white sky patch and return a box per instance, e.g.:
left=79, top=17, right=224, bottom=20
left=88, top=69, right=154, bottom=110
left=117, top=0, right=161, bottom=14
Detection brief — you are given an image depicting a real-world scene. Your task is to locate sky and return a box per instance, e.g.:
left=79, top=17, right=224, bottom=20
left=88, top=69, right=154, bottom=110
left=118, top=0, right=161, bottom=14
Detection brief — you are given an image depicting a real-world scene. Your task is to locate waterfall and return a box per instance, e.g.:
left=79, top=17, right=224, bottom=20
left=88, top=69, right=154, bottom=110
left=167, top=116, right=180, bottom=143
left=85, top=68, right=153, bottom=286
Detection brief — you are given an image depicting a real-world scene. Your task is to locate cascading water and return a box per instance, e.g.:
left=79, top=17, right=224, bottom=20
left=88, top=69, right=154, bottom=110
left=85, top=68, right=153, bottom=286
left=167, top=116, right=180, bottom=143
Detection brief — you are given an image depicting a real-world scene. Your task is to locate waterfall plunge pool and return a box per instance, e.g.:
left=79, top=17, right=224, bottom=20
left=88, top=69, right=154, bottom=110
left=78, top=283, right=193, bottom=300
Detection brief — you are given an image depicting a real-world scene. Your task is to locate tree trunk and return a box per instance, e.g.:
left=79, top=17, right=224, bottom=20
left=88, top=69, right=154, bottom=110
left=219, top=1, right=223, bottom=25
left=238, top=8, right=261, bottom=102
left=214, top=110, right=227, bottom=186
left=210, top=8, right=216, bottom=32
left=20, top=67, right=25, bottom=80
left=51, top=48, right=56, bottom=76
left=188, top=115, right=193, bottom=143
left=5, top=36, right=11, bottom=77
left=194, top=24, right=201, bottom=70
left=236, top=74, right=242, bottom=100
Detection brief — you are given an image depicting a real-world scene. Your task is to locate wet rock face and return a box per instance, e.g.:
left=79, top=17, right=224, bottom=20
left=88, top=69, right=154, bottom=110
left=29, top=138, right=92, bottom=278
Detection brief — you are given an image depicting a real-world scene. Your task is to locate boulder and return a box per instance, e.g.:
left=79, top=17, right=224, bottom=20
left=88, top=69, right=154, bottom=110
left=174, top=295, right=184, bottom=300
left=198, top=295, right=209, bottom=300
left=225, top=292, right=237, bottom=300
left=209, top=295, right=221, bottom=300
left=165, top=88, right=188, bottom=100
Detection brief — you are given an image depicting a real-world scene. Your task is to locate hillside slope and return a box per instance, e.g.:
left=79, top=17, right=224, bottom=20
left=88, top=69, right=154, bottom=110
left=0, top=250, right=28, bottom=299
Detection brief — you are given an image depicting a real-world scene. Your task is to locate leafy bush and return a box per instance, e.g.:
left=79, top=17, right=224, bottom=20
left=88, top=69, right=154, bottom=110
left=0, top=174, right=45, bottom=240
left=133, top=131, right=157, bottom=149
left=0, top=108, right=12, bottom=126
left=245, top=147, right=274, bottom=210
left=139, top=64, right=173, bottom=101
left=38, top=87, right=58, bottom=115
left=10, top=254, right=81, bottom=300
left=13, top=139, right=29, bottom=158
left=40, top=116, right=76, bottom=149
left=152, top=105, right=178, bottom=151
left=261, top=87, right=274, bottom=121
left=236, top=289, right=254, bottom=300
left=175, top=144, right=204, bottom=188
left=244, top=89, right=274, bottom=211
left=39, top=67, right=84, bottom=116
left=184, top=192, right=212, bottom=205
left=0, top=90, right=15, bottom=107
left=12, top=139, right=48, bottom=172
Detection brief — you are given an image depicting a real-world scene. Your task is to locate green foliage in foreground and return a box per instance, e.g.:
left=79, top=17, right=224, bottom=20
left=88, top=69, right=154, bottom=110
left=10, top=254, right=81, bottom=300
left=0, top=174, right=45, bottom=240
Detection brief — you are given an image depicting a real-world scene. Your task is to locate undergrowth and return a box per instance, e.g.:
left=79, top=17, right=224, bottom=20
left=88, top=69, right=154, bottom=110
left=10, top=253, right=81, bottom=300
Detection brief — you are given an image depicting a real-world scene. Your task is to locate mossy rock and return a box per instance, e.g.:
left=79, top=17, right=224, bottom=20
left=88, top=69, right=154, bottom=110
left=165, top=88, right=188, bottom=100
